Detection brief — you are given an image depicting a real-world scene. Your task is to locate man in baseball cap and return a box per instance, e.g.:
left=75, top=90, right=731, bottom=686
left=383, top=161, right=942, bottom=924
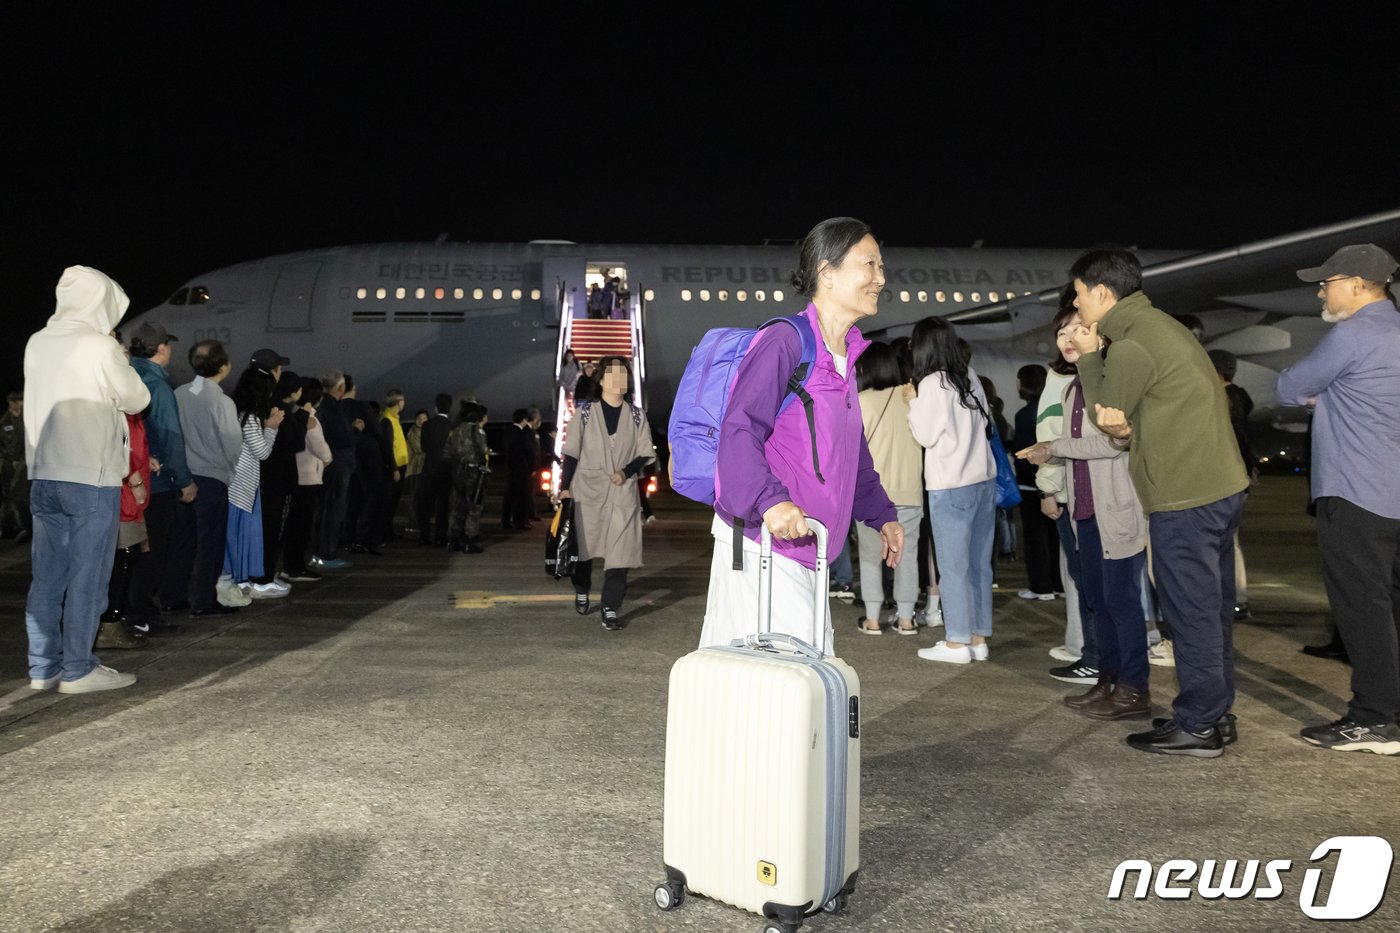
left=129, top=322, right=178, bottom=356
left=1278, top=243, right=1400, bottom=755
left=250, top=348, right=290, bottom=378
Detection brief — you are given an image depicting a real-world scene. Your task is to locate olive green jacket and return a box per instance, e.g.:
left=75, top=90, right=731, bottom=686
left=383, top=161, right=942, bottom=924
left=1076, top=291, right=1247, bottom=514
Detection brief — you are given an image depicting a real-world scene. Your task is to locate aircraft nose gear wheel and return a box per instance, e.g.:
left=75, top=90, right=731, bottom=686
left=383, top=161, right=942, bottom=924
left=653, top=882, right=684, bottom=911
left=822, top=892, right=849, bottom=914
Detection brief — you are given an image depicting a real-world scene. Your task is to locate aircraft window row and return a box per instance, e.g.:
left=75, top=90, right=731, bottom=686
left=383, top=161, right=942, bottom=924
left=350, top=286, right=542, bottom=302
left=675, top=287, right=1035, bottom=305
left=681, top=289, right=786, bottom=303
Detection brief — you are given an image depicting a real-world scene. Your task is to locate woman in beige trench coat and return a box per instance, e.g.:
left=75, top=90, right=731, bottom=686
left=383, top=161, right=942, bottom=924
left=559, top=355, right=656, bottom=630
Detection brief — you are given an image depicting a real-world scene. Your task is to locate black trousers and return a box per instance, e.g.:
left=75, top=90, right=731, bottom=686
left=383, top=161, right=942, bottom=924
left=1317, top=497, right=1400, bottom=724
left=1149, top=492, right=1245, bottom=734
left=129, top=488, right=177, bottom=616
left=315, top=464, right=353, bottom=558
left=187, top=476, right=229, bottom=612
left=254, top=484, right=292, bottom=583
left=283, top=485, right=320, bottom=574
left=416, top=463, right=451, bottom=543
left=572, top=559, right=628, bottom=611
left=1018, top=497, right=1063, bottom=595
left=502, top=471, right=533, bottom=529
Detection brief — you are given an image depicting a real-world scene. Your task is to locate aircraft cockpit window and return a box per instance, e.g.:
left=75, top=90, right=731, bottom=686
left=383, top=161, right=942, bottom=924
left=168, top=288, right=189, bottom=305
left=188, top=286, right=211, bottom=304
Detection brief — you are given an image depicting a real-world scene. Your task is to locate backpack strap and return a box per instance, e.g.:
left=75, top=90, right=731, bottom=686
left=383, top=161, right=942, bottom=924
left=759, top=314, right=825, bottom=485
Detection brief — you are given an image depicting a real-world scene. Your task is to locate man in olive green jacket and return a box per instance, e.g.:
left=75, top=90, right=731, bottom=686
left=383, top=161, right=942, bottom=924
left=1070, top=249, right=1248, bottom=758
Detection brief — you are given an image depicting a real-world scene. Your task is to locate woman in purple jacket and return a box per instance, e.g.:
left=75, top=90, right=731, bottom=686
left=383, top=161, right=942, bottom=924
left=699, top=218, right=903, bottom=656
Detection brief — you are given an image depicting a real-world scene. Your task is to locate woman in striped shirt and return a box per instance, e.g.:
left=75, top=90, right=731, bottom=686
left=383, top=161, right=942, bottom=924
left=224, top=369, right=285, bottom=599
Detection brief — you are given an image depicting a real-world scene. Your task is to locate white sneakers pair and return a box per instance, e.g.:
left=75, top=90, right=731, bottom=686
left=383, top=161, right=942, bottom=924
left=31, top=665, right=136, bottom=694
left=917, top=641, right=990, bottom=664
left=217, top=575, right=252, bottom=607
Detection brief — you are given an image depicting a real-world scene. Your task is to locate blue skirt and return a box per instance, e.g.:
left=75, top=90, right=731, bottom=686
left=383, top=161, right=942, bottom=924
left=224, top=491, right=265, bottom=582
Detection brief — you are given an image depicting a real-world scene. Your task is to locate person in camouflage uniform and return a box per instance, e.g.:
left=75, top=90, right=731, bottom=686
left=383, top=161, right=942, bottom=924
left=0, top=392, right=30, bottom=540
left=446, top=401, right=489, bottom=553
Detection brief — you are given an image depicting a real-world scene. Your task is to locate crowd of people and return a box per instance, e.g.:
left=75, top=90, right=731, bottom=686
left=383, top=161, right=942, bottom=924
left=700, top=217, right=1400, bottom=759
left=16, top=266, right=554, bottom=694
left=17, top=228, right=1400, bottom=760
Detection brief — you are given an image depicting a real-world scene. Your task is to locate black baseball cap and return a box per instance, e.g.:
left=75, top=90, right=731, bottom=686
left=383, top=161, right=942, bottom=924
left=251, top=348, right=291, bottom=372
left=1296, top=244, right=1398, bottom=284
left=131, top=322, right=177, bottom=352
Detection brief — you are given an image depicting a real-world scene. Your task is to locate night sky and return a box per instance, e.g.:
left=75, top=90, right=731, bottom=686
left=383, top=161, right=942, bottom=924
left=5, top=3, right=1398, bottom=391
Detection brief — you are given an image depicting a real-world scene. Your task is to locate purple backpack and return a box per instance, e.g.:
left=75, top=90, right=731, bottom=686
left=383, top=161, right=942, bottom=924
left=668, top=315, right=821, bottom=505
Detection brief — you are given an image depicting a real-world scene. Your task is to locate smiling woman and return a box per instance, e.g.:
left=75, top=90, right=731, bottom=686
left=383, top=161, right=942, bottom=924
left=698, top=217, right=903, bottom=657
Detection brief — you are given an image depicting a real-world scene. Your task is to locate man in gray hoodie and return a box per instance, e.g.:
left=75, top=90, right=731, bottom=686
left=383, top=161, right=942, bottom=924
left=23, top=266, right=150, bottom=694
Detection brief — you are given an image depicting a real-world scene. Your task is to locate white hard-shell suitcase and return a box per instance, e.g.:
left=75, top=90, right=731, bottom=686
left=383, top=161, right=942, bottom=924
left=656, top=519, right=860, bottom=933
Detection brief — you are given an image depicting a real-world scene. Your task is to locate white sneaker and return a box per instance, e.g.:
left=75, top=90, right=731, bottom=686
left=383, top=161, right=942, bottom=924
left=970, top=642, right=990, bottom=661
left=268, top=579, right=291, bottom=594
left=218, top=586, right=252, bottom=607
left=30, top=674, right=60, bottom=690
left=1148, top=639, right=1176, bottom=668
left=1049, top=645, right=1078, bottom=662
left=248, top=582, right=289, bottom=600
left=917, top=641, right=973, bottom=664
left=57, top=665, right=136, bottom=694
left=914, top=607, right=944, bottom=628
left=1017, top=589, right=1055, bottom=601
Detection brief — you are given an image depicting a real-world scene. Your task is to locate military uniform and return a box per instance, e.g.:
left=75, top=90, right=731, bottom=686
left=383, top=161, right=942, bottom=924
left=446, top=421, right=489, bottom=546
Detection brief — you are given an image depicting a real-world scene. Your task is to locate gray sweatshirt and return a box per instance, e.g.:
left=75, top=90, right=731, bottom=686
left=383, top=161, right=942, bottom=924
left=175, top=376, right=241, bottom=486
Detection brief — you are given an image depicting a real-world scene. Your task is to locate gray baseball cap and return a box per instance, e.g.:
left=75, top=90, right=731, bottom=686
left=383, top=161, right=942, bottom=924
left=1296, top=244, right=1398, bottom=283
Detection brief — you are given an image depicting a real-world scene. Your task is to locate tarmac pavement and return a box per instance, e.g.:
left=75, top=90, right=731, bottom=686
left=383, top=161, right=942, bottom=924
left=2, top=476, right=1397, bottom=932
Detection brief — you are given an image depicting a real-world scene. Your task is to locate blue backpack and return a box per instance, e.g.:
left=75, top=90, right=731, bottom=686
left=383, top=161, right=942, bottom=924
left=668, top=315, right=821, bottom=506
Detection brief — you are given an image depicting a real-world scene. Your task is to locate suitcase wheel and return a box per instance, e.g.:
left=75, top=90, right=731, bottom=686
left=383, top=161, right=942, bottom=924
left=822, top=892, right=849, bottom=915
left=653, top=882, right=684, bottom=912
left=761, top=923, right=798, bottom=933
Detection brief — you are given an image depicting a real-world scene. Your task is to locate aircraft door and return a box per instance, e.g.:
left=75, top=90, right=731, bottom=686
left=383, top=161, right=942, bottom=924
left=268, top=260, right=320, bottom=331
left=541, top=257, right=585, bottom=322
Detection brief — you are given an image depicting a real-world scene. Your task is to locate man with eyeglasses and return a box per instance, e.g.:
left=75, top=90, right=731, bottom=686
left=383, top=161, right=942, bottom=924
left=1278, top=244, right=1400, bottom=755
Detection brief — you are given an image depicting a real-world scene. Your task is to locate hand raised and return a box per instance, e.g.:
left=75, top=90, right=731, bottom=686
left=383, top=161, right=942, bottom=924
left=1093, top=403, right=1132, bottom=438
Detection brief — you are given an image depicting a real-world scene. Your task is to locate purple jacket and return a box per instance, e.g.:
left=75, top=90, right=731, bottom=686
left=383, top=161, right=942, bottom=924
left=715, top=303, right=896, bottom=569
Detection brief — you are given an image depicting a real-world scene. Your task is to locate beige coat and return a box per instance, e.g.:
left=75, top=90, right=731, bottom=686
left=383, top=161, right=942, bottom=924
left=563, top=400, right=655, bottom=568
left=858, top=387, right=922, bottom=507
left=1046, top=379, right=1148, bottom=561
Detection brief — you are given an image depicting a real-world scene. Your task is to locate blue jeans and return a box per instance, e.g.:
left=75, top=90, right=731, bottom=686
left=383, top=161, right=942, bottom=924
left=831, top=543, right=853, bottom=586
left=1150, top=493, right=1245, bottom=733
left=25, top=480, right=121, bottom=681
left=1076, top=517, right=1148, bottom=691
left=1055, top=510, right=1098, bottom=668
left=927, top=479, right=996, bottom=643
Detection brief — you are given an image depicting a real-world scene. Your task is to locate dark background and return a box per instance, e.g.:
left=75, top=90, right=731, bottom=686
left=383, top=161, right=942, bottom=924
left=4, top=2, right=1397, bottom=392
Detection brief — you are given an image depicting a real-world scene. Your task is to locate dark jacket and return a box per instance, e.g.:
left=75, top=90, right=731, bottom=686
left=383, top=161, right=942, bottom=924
left=262, top=406, right=308, bottom=495
left=317, top=395, right=357, bottom=472
left=131, top=356, right=193, bottom=494
left=420, top=413, right=451, bottom=474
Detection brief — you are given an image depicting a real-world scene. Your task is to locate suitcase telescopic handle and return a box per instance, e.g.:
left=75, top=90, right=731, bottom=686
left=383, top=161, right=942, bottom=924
left=738, top=632, right=824, bottom=659
left=755, top=517, right=828, bottom=647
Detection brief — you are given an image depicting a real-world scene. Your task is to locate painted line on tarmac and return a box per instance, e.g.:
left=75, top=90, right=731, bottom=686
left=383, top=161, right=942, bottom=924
left=451, top=591, right=578, bottom=609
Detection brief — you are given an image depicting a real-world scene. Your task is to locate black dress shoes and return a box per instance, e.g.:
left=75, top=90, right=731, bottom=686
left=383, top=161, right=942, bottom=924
left=1301, top=639, right=1349, bottom=663
left=1127, top=720, right=1223, bottom=758
left=1155, top=713, right=1237, bottom=745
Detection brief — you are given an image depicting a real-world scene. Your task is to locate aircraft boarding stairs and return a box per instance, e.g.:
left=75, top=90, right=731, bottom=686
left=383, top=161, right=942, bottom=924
left=544, top=290, right=649, bottom=497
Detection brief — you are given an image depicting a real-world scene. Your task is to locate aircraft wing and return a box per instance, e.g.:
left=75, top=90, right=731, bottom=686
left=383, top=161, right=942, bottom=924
left=948, top=207, right=1400, bottom=324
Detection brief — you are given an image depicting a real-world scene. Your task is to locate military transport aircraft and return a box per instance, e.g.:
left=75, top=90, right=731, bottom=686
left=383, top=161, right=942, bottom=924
left=119, top=209, right=1400, bottom=435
